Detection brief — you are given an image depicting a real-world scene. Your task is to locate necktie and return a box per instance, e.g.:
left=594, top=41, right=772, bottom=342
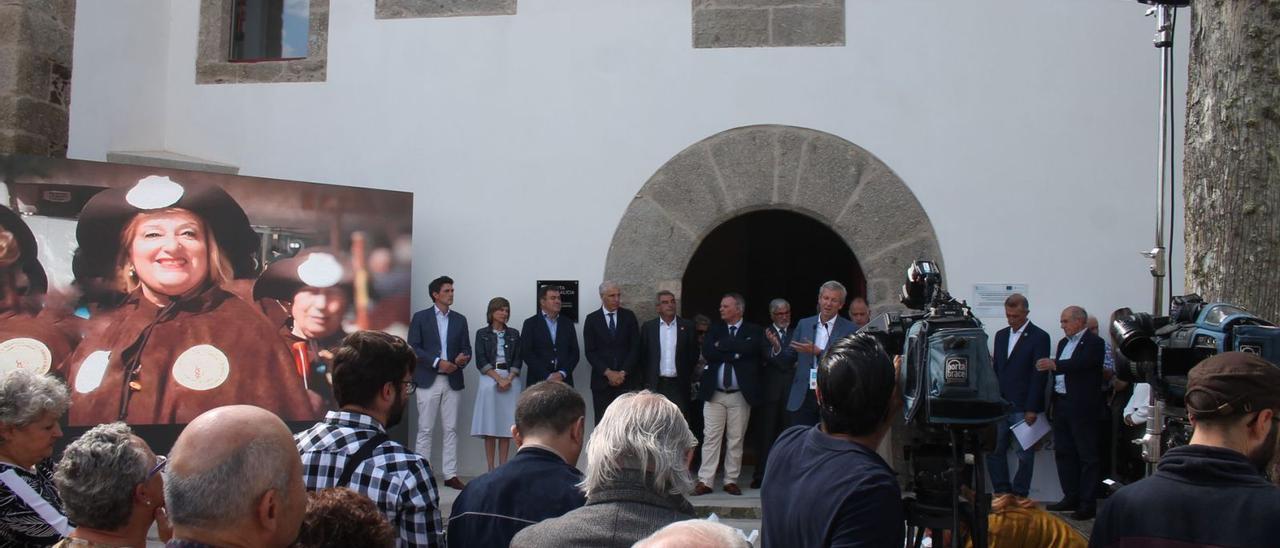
left=723, top=325, right=738, bottom=389
left=608, top=312, right=616, bottom=334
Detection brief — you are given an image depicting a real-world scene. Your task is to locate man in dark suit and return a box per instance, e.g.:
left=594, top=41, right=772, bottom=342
left=985, top=293, right=1051, bottom=499
left=520, top=284, right=580, bottom=388
left=639, top=290, right=699, bottom=418
left=407, top=275, right=472, bottom=490
left=751, top=298, right=797, bottom=489
left=693, top=293, right=768, bottom=496
left=786, top=281, right=858, bottom=427
left=1036, top=305, right=1106, bottom=520
left=583, top=281, right=641, bottom=425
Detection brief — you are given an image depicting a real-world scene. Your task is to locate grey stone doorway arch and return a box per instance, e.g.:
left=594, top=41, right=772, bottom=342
left=604, top=124, right=943, bottom=318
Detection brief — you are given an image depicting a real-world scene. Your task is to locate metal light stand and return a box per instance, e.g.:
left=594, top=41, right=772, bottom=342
left=1137, top=0, right=1187, bottom=473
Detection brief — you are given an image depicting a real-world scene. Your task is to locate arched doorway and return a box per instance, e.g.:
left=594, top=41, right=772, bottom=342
left=681, top=210, right=866, bottom=325
left=603, top=124, right=943, bottom=321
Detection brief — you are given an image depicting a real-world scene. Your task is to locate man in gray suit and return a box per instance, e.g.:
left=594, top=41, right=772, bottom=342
left=408, top=275, right=472, bottom=490
left=786, top=281, right=858, bottom=427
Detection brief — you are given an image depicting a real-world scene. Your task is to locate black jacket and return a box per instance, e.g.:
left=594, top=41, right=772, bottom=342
left=1090, top=444, right=1280, bottom=547
left=638, top=317, right=699, bottom=392
left=699, top=321, right=769, bottom=406
left=583, top=307, right=641, bottom=391
left=446, top=447, right=585, bottom=547
left=519, top=313, right=580, bottom=387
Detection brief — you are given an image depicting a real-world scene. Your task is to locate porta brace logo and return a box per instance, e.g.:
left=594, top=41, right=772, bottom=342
left=944, top=356, right=968, bottom=385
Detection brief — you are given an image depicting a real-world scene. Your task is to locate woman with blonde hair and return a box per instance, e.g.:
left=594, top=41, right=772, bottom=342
left=60, top=175, right=316, bottom=425
left=471, top=297, right=522, bottom=470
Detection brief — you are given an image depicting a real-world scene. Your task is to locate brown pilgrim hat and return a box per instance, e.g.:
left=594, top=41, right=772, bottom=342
left=252, top=248, right=354, bottom=302
left=0, top=204, right=49, bottom=294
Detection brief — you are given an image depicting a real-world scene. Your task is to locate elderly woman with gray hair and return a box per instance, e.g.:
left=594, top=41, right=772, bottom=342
left=52, top=422, right=170, bottom=547
left=0, top=369, right=71, bottom=547
left=511, top=390, right=698, bottom=548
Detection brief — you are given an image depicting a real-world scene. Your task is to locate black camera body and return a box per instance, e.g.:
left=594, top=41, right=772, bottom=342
left=860, top=261, right=1008, bottom=428
left=1112, top=295, right=1280, bottom=402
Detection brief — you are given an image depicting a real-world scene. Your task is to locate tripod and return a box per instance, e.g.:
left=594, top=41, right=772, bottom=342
left=903, top=428, right=990, bottom=548
left=1136, top=0, right=1189, bottom=475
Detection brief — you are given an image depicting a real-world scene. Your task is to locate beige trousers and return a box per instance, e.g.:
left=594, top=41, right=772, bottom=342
left=698, top=390, right=751, bottom=485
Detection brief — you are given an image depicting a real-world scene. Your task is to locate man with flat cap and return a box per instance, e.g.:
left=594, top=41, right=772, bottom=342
left=163, top=404, right=308, bottom=548
left=1091, top=352, right=1280, bottom=548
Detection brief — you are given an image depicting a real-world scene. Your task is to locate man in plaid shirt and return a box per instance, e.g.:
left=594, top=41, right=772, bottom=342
left=296, top=331, right=445, bottom=547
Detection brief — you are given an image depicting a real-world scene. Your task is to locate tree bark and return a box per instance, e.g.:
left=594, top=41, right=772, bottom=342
left=1184, top=0, right=1280, bottom=320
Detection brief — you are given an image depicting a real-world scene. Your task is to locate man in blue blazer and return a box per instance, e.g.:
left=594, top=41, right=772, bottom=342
left=985, top=293, right=1050, bottom=499
left=1036, top=305, right=1106, bottom=520
left=786, top=281, right=858, bottom=427
left=693, top=293, right=769, bottom=496
left=583, top=281, right=641, bottom=425
left=408, top=275, right=472, bottom=490
left=520, top=284, right=580, bottom=388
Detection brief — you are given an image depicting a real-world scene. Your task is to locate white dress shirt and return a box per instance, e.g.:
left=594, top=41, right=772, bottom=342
left=434, top=305, right=450, bottom=368
left=1007, top=321, right=1028, bottom=358
left=1054, top=330, right=1085, bottom=395
left=659, top=317, right=678, bottom=377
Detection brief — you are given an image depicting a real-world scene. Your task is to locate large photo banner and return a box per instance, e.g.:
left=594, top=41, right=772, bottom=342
left=0, top=155, right=412, bottom=429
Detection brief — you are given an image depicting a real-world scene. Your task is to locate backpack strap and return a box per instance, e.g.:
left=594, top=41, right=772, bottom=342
left=338, top=433, right=389, bottom=487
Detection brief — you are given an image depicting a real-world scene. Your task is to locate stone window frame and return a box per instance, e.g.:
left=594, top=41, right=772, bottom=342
left=195, top=0, right=329, bottom=85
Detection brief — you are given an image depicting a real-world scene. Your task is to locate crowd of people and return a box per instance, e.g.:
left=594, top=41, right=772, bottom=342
left=3, top=268, right=1279, bottom=547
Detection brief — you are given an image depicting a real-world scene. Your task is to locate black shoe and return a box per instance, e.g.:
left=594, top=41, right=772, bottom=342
left=1046, top=499, right=1078, bottom=512
left=750, top=478, right=763, bottom=489
left=1071, top=507, right=1096, bottom=520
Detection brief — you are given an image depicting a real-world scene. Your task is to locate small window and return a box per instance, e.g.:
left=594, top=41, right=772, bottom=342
left=229, top=0, right=310, bottom=61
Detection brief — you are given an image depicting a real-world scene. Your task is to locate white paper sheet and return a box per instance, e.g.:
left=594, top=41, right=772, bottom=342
left=1011, top=418, right=1051, bottom=451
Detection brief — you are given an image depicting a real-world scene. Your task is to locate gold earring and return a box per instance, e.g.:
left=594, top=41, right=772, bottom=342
left=128, top=265, right=136, bottom=278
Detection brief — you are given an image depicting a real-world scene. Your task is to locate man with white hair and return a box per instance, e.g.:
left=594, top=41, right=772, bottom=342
left=584, top=280, right=641, bottom=425
left=163, top=405, right=308, bottom=548
left=511, top=391, right=697, bottom=547
left=786, top=281, right=857, bottom=427
left=634, top=519, right=751, bottom=548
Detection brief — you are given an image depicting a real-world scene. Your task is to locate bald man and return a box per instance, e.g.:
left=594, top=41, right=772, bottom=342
left=163, top=405, right=308, bottom=548
left=1036, top=306, right=1106, bottom=520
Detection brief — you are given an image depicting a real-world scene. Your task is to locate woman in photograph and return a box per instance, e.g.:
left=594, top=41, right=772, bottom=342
left=60, top=175, right=317, bottom=426
left=0, top=369, right=71, bottom=547
left=0, top=205, right=79, bottom=378
left=471, top=297, right=522, bottom=471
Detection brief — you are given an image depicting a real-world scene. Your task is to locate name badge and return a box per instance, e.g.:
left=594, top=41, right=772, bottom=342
left=809, top=366, right=818, bottom=390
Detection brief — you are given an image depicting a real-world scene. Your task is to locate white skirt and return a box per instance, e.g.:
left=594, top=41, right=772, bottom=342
left=471, top=369, right=521, bottom=438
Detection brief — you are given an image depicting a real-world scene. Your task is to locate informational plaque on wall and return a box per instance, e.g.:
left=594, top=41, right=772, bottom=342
left=972, top=283, right=1029, bottom=318
left=537, top=280, right=580, bottom=323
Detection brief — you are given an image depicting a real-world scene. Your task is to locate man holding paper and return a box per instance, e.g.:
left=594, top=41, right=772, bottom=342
left=986, top=293, right=1050, bottom=499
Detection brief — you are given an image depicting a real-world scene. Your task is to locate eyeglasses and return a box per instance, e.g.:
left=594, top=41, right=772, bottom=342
left=398, top=381, right=418, bottom=395
left=147, top=455, right=167, bottom=479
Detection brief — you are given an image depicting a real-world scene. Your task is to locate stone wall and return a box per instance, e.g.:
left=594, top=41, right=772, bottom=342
left=693, top=0, right=844, bottom=49
left=0, top=0, right=75, bottom=157
left=375, top=0, right=516, bottom=19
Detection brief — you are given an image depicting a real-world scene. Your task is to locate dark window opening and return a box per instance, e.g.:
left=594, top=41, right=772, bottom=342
left=681, top=210, right=866, bottom=326
left=230, top=0, right=310, bottom=62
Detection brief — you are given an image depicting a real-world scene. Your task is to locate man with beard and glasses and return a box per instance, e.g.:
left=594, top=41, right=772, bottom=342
left=296, top=330, right=445, bottom=547
left=1091, top=352, right=1280, bottom=548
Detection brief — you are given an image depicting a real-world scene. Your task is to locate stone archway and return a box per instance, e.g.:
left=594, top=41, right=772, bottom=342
left=604, top=124, right=943, bottom=319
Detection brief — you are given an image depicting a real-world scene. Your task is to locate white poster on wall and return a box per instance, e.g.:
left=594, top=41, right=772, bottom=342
left=972, top=283, right=1029, bottom=318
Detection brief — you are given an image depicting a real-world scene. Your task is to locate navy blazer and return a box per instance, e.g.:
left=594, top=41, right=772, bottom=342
left=446, top=446, right=586, bottom=547
left=699, top=321, right=768, bottom=406
left=583, top=307, right=641, bottom=391
left=992, top=321, right=1051, bottom=413
left=519, top=312, right=580, bottom=387
left=408, top=306, right=472, bottom=391
left=1051, top=329, right=1106, bottom=420
left=787, top=315, right=857, bottom=412
left=638, top=316, right=699, bottom=392
left=763, top=323, right=798, bottom=404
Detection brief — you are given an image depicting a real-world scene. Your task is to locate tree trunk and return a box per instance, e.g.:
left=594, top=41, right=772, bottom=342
left=1184, top=0, right=1280, bottom=321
